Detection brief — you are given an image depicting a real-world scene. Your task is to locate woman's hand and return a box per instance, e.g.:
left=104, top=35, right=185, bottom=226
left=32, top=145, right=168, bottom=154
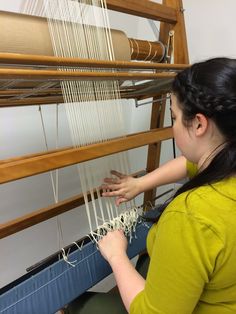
left=101, top=170, right=142, bottom=206
left=98, top=229, right=128, bottom=263
left=98, top=230, right=145, bottom=311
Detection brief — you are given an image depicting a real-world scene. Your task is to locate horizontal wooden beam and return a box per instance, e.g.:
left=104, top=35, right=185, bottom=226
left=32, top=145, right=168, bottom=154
left=0, top=68, right=176, bottom=81
left=0, top=170, right=145, bottom=239
left=0, top=53, right=189, bottom=70
left=0, top=96, right=64, bottom=108
left=0, top=93, right=169, bottom=108
left=106, top=0, right=177, bottom=23
left=0, top=88, right=61, bottom=96
left=0, top=127, right=173, bottom=184
left=0, top=192, right=85, bottom=240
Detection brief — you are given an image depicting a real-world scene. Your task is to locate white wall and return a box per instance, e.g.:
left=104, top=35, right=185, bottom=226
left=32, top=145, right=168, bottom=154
left=183, top=0, right=236, bottom=62
left=1, top=0, right=236, bottom=289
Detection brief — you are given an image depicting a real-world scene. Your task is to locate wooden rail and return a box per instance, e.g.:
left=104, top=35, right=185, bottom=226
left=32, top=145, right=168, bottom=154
left=106, top=0, right=177, bottom=23
left=0, top=192, right=86, bottom=240
left=0, top=52, right=189, bottom=70
left=0, top=170, right=145, bottom=239
left=0, top=96, right=64, bottom=108
left=0, top=68, right=176, bottom=81
left=0, top=127, right=173, bottom=184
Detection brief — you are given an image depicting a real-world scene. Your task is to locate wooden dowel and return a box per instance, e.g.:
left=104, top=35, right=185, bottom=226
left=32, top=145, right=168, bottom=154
left=0, top=52, right=189, bottom=70
left=0, top=127, right=173, bottom=184
left=0, top=68, right=176, bottom=81
left=0, top=96, right=64, bottom=107
left=0, top=88, right=61, bottom=96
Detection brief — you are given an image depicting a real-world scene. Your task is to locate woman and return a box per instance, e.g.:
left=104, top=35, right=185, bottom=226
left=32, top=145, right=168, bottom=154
left=98, top=58, right=236, bottom=313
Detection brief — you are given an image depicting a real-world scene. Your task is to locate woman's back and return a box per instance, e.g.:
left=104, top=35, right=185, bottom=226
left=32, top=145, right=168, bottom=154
left=135, top=177, right=236, bottom=314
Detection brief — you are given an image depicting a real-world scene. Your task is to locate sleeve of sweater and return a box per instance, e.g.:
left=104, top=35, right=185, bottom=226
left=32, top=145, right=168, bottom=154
left=129, top=209, right=223, bottom=314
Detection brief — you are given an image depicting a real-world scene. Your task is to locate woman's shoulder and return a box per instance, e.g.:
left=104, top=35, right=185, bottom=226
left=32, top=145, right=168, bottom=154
left=161, top=177, right=236, bottom=240
left=168, top=177, right=235, bottom=210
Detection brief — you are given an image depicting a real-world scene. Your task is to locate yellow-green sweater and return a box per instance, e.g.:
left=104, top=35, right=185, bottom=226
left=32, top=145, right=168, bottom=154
left=130, top=162, right=236, bottom=313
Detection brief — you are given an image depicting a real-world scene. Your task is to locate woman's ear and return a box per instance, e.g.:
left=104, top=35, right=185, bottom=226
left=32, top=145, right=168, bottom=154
left=194, top=113, right=208, bottom=136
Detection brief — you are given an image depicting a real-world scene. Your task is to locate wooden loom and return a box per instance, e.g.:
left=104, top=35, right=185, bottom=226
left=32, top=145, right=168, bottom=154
left=0, top=0, right=189, bottom=313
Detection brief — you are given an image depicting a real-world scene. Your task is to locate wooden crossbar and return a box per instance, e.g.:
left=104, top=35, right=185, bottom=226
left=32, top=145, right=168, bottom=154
left=0, top=169, right=145, bottom=239
left=106, top=0, right=177, bottom=23
left=0, top=127, right=173, bottom=184
left=0, top=52, right=188, bottom=70
left=0, top=68, right=176, bottom=81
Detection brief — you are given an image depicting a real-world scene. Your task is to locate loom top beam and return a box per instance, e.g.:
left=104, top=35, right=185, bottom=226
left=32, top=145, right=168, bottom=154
left=0, top=10, right=167, bottom=63
left=106, top=0, right=177, bottom=23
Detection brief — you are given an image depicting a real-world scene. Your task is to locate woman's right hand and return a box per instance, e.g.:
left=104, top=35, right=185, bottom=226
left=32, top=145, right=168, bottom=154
left=101, top=170, right=142, bottom=206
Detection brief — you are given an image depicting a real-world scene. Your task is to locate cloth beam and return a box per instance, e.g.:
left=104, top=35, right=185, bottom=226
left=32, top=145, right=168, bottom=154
left=0, top=222, right=151, bottom=314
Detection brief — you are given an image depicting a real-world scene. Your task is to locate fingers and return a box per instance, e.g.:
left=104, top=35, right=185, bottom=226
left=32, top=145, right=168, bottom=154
left=98, top=229, right=127, bottom=261
left=100, top=170, right=130, bottom=204
left=102, top=190, right=123, bottom=197
left=115, top=197, right=129, bottom=206
left=110, top=170, right=126, bottom=179
left=103, top=170, right=128, bottom=185
left=101, top=192, right=128, bottom=204
left=103, top=177, right=121, bottom=184
left=101, top=183, right=121, bottom=191
left=98, top=229, right=122, bottom=245
left=101, top=187, right=128, bottom=205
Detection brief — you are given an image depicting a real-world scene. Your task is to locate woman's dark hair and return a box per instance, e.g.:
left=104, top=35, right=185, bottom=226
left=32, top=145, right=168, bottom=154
left=172, top=57, right=236, bottom=197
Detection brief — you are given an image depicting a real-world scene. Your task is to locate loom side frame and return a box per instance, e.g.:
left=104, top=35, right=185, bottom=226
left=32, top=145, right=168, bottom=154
left=144, top=0, right=189, bottom=204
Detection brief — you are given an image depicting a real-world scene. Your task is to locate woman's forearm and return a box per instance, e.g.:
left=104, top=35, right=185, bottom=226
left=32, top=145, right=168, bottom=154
left=138, top=155, right=187, bottom=193
left=109, top=253, right=145, bottom=312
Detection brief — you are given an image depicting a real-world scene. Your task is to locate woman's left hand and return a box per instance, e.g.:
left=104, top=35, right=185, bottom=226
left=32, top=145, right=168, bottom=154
left=98, top=230, right=128, bottom=263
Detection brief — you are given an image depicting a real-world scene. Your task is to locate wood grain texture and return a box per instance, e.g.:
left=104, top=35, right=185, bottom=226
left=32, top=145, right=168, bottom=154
left=106, top=0, right=177, bottom=23
left=0, top=127, right=173, bottom=184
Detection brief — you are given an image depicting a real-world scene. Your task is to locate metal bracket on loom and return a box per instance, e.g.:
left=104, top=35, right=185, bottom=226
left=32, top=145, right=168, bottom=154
left=135, top=94, right=170, bottom=108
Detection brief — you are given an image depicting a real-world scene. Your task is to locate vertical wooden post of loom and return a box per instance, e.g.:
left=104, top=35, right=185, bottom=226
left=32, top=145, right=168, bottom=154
left=143, top=0, right=189, bottom=207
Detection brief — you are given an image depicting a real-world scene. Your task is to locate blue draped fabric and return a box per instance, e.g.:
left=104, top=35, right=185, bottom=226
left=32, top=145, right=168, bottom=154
left=0, top=222, right=151, bottom=314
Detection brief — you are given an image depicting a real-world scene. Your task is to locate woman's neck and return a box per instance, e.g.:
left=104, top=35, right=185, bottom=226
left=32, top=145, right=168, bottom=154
left=197, top=142, right=226, bottom=171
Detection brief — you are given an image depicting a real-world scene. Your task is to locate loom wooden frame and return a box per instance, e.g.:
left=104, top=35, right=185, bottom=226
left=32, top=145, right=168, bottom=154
left=0, top=0, right=189, bottom=241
